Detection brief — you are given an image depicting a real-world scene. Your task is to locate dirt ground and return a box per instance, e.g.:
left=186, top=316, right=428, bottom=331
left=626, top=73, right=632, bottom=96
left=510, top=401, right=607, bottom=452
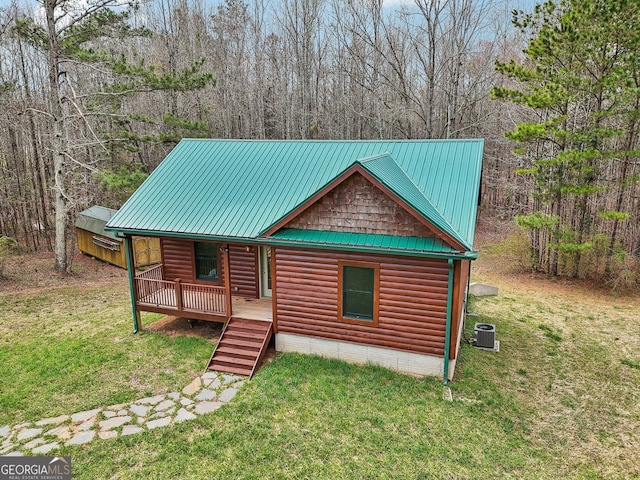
left=472, top=214, right=639, bottom=304
left=144, top=314, right=224, bottom=340
left=0, top=249, right=127, bottom=293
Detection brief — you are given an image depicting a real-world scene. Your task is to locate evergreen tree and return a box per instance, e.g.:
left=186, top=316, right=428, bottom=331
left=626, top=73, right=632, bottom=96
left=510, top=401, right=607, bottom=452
left=492, top=0, right=640, bottom=280
left=14, top=1, right=213, bottom=272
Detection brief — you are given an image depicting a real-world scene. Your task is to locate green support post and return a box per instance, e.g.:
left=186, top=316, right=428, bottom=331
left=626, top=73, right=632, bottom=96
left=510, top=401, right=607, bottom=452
left=124, top=236, right=139, bottom=333
left=443, top=259, right=454, bottom=384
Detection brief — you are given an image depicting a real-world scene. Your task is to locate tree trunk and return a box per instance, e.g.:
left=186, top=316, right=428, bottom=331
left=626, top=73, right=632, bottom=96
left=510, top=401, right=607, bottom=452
left=44, top=0, right=68, bottom=272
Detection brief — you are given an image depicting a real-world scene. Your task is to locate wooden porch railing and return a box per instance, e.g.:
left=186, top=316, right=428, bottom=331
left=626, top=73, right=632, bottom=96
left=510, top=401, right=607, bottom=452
left=134, top=264, right=165, bottom=299
left=181, top=283, right=226, bottom=313
left=134, top=277, right=178, bottom=307
left=136, top=263, right=163, bottom=281
left=134, top=265, right=226, bottom=316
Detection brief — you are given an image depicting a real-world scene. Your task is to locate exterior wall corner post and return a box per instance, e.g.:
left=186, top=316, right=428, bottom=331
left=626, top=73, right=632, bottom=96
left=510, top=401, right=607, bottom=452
left=222, top=244, right=232, bottom=319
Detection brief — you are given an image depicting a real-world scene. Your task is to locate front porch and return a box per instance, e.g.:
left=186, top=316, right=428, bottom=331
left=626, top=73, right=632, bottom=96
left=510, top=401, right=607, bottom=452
left=133, top=264, right=272, bottom=323
left=231, top=297, right=273, bottom=321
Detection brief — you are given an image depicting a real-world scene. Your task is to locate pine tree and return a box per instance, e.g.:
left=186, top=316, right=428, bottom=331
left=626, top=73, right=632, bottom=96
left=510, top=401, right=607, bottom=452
left=14, top=1, right=213, bottom=272
left=492, top=0, right=640, bottom=280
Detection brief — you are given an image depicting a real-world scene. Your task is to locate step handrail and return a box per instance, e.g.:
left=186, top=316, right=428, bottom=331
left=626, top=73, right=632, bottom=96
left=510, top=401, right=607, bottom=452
left=249, top=321, right=273, bottom=379
left=204, top=318, right=232, bottom=374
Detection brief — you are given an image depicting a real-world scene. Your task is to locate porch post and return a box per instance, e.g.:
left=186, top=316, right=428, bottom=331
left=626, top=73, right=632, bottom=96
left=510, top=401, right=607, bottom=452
left=271, top=247, right=278, bottom=333
left=175, top=279, right=183, bottom=310
left=222, top=244, right=232, bottom=319
left=124, top=235, right=140, bottom=333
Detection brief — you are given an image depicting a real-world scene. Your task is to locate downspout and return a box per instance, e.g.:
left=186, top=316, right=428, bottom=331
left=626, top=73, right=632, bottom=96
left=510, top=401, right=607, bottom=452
left=443, top=258, right=454, bottom=385
left=466, top=261, right=472, bottom=314
left=124, top=235, right=139, bottom=333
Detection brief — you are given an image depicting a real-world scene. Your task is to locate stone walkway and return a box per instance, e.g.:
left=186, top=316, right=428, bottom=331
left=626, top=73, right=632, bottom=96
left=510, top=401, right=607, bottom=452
left=0, top=371, right=245, bottom=456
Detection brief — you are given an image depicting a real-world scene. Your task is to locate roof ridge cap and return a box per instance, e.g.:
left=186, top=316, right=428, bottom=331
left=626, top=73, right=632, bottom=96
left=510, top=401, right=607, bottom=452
left=356, top=152, right=392, bottom=164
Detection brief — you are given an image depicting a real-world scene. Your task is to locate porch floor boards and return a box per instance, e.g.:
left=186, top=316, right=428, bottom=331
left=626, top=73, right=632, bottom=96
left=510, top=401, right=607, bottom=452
left=207, top=317, right=273, bottom=378
left=231, top=297, right=273, bottom=321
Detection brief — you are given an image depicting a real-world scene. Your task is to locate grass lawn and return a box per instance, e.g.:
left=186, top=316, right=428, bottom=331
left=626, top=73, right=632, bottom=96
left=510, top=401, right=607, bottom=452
left=0, top=253, right=214, bottom=427
left=1, top=250, right=639, bottom=478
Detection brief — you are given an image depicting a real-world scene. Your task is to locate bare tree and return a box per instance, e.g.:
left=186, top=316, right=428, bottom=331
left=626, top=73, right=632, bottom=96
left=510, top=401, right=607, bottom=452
left=0, top=0, right=543, bottom=277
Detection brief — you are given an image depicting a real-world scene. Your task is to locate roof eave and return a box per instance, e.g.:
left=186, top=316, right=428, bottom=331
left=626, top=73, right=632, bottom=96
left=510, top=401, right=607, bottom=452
left=105, top=227, right=478, bottom=260
left=259, top=237, right=478, bottom=260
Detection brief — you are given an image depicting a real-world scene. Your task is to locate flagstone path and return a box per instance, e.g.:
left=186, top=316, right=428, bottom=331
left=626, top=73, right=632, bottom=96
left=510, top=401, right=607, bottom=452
left=0, top=371, right=245, bottom=456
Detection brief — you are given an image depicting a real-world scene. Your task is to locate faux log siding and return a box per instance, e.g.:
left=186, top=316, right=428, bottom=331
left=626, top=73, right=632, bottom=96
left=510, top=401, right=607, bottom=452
left=449, top=260, right=470, bottom=359
left=160, top=238, right=226, bottom=283
left=161, top=238, right=194, bottom=281
left=275, top=248, right=449, bottom=356
left=229, top=245, right=258, bottom=298
left=160, top=239, right=256, bottom=295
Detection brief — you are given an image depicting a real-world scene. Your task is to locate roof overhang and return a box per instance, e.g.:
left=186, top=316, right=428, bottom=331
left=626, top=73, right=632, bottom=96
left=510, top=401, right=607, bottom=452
left=106, top=227, right=478, bottom=260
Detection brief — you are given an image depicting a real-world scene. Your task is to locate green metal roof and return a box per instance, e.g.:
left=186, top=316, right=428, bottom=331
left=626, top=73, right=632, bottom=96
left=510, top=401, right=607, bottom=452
left=270, top=228, right=464, bottom=255
left=76, top=206, right=121, bottom=241
left=106, top=139, right=483, bottom=252
left=356, top=153, right=467, bottom=248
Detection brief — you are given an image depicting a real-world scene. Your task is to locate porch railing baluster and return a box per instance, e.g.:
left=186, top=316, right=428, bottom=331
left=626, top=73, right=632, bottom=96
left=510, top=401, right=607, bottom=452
left=135, top=266, right=227, bottom=316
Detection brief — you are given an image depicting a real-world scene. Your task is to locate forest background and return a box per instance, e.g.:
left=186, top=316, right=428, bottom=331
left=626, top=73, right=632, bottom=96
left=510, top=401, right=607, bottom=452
left=0, top=0, right=638, bottom=288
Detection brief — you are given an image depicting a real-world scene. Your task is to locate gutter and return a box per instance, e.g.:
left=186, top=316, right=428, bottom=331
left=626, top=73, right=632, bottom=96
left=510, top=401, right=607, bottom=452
left=443, top=258, right=454, bottom=385
left=110, top=229, right=478, bottom=261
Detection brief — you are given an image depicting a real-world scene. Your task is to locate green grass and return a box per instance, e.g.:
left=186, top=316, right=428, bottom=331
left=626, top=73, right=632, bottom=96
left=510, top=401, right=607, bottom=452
left=2, top=254, right=640, bottom=478
left=61, top=354, right=546, bottom=479
left=0, top=282, right=212, bottom=426
left=457, top=288, right=640, bottom=479
left=538, top=324, right=563, bottom=342
left=621, top=358, right=640, bottom=370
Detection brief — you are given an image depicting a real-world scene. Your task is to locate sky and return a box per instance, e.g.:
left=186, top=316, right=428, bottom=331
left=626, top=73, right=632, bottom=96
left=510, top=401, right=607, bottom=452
left=0, top=0, right=539, bottom=13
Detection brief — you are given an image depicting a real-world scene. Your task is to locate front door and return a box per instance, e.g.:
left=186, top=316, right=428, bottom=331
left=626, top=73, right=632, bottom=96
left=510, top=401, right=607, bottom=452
left=260, top=246, right=272, bottom=298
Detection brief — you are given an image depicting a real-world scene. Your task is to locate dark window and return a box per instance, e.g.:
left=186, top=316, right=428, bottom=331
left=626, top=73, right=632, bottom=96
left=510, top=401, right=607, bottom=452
left=195, top=242, right=218, bottom=282
left=342, top=265, right=375, bottom=321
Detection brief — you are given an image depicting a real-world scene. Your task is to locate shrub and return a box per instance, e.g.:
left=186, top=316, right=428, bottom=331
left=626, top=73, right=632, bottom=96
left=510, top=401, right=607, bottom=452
left=605, top=256, right=639, bottom=293
left=481, top=231, right=535, bottom=273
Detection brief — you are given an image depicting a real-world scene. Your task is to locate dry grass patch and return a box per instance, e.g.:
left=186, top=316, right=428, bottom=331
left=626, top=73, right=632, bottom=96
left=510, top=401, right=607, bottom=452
left=463, top=240, right=640, bottom=478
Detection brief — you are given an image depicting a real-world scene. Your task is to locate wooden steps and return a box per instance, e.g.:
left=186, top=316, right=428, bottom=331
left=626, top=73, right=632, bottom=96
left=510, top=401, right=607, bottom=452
left=207, top=317, right=273, bottom=378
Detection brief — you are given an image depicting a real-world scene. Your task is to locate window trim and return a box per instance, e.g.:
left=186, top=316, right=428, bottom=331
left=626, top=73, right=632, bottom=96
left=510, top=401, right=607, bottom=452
left=337, top=261, right=379, bottom=327
left=192, top=241, right=222, bottom=285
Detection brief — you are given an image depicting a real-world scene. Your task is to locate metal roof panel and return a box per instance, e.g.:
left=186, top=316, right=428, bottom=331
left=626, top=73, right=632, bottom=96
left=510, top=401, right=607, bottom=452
left=76, top=206, right=121, bottom=241
left=106, top=139, right=483, bottom=250
left=270, top=228, right=459, bottom=254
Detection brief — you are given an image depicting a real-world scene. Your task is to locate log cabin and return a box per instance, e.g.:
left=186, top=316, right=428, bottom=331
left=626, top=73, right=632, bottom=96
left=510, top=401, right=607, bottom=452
left=105, top=139, right=483, bottom=381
